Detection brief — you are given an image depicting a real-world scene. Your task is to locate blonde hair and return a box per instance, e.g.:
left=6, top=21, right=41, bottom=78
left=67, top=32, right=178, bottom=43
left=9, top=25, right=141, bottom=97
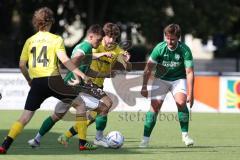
left=32, top=7, right=55, bottom=31
left=164, top=23, right=181, bottom=38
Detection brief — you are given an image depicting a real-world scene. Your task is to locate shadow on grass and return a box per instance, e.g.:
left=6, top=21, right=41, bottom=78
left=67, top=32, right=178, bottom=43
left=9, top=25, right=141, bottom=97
left=0, top=129, right=147, bottom=155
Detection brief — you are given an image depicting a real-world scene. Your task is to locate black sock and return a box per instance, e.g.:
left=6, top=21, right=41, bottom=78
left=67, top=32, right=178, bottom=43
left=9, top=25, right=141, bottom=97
left=2, top=136, right=14, bottom=150
left=79, top=139, right=86, bottom=146
left=69, top=126, right=77, bottom=136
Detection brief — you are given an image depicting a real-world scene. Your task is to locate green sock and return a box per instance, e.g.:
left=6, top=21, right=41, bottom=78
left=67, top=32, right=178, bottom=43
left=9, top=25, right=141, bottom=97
left=95, top=115, right=107, bottom=131
left=39, top=116, right=56, bottom=136
left=143, top=111, right=157, bottom=137
left=178, top=106, right=189, bottom=132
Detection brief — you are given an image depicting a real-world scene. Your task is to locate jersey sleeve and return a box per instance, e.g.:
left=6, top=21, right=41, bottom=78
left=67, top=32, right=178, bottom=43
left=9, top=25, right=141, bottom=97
left=55, top=37, right=66, bottom=53
left=72, top=42, right=92, bottom=57
left=149, top=45, right=161, bottom=63
left=183, top=46, right=194, bottom=68
left=20, top=39, right=30, bottom=61
left=80, top=43, right=92, bottom=55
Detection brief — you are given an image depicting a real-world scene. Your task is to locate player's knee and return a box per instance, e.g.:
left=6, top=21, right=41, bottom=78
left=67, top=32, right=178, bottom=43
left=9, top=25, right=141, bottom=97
left=100, top=97, right=112, bottom=109
left=151, top=100, right=162, bottom=113
left=54, top=101, right=71, bottom=115
left=75, top=105, right=87, bottom=115
left=176, top=100, right=186, bottom=109
left=51, top=113, right=64, bottom=122
left=98, top=102, right=109, bottom=115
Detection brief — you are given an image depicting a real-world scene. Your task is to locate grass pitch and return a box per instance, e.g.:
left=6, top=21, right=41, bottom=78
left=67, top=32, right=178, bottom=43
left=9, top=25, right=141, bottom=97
left=0, top=110, right=240, bottom=160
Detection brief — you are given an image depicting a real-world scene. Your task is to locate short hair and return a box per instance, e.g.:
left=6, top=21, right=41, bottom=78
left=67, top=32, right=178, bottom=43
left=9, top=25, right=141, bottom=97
left=103, top=22, right=120, bottom=37
left=32, top=7, right=55, bottom=31
left=164, top=24, right=181, bottom=38
left=86, top=24, right=104, bottom=36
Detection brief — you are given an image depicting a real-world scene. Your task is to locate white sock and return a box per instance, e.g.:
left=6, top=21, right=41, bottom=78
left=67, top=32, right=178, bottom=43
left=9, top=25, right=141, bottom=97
left=143, top=136, right=150, bottom=142
left=182, top=132, right=188, bottom=138
left=96, top=131, right=103, bottom=140
left=34, top=133, right=42, bottom=143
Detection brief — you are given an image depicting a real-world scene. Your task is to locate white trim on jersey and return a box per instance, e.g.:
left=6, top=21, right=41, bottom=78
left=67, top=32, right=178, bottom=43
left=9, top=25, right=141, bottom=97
left=74, top=48, right=86, bottom=56
left=148, top=57, right=158, bottom=64
left=167, top=42, right=179, bottom=51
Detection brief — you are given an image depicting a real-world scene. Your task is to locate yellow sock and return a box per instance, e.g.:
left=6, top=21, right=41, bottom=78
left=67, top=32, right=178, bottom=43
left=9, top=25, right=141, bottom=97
left=8, top=121, right=24, bottom=139
left=64, top=124, right=78, bottom=138
left=65, top=130, right=73, bottom=138
left=76, top=116, right=87, bottom=140
left=87, top=111, right=98, bottom=126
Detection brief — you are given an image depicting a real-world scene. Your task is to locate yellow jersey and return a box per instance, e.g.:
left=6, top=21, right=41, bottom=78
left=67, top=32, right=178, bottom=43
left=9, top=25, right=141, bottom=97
left=20, top=31, right=65, bottom=78
left=90, top=41, right=124, bottom=87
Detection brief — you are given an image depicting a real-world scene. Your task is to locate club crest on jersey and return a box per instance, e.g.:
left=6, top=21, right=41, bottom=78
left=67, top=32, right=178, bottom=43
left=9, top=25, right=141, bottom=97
left=175, top=54, right=180, bottom=60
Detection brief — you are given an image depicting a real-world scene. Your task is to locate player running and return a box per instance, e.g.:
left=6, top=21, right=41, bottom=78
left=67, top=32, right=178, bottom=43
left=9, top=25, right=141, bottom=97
left=0, top=7, right=91, bottom=154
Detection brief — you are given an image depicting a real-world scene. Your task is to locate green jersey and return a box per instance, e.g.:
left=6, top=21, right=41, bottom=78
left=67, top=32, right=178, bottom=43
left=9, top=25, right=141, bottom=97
left=64, top=40, right=92, bottom=84
left=150, top=41, right=193, bottom=81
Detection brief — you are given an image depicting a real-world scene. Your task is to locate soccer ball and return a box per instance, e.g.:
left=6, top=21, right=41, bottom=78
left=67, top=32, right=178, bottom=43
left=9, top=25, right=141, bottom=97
left=106, top=131, right=124, bottom=149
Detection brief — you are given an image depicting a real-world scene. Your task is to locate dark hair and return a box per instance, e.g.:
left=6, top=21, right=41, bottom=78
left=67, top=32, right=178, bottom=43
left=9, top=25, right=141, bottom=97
left=86, top=24, right=104, bottom=36
left=103, top=22, right=120, bottom=37
left=164, top=24, right=181, bottom=38
left=32, top=7, right=55, bottom=31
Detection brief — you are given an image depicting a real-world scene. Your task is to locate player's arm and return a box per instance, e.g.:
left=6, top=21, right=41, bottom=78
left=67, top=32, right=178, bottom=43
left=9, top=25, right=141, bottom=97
left=92, top=52, right=113, bottom=59
left=19, top=60, right=31, bottom=86
left=86, top=69, right=113, bottom=78
left=117, top=52, right=132, bottom=71
left=56, top=51, right=89, bottom=83
left=186, top=67, right=194, bottom=108
left=184, top=47, right=195, bottom=108
left=141, top=60, right=156, bottom=98
left=19, top=40, right=32, bottom=86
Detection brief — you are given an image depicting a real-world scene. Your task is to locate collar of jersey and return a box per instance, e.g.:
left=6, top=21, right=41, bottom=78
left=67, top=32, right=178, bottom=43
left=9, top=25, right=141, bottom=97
left=167, top=42, right=179, bottom=51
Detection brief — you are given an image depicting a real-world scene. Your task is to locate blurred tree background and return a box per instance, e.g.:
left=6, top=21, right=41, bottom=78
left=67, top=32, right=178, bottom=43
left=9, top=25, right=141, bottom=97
left=0, top=0, right=240, bottom=67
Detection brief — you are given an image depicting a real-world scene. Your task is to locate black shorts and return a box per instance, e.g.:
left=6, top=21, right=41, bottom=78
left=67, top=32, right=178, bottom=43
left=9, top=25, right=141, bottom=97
left=81, top=83, right=107, bottom=100
left=24, top=75, right=78, bottom=111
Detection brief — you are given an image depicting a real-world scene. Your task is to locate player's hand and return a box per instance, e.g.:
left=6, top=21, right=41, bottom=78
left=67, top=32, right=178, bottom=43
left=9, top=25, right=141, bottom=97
left=141, top=86, right=148, bottom=98
left=104, top=52, right=113, bottom=58
left=123, top=51, right=131, bottom=62
left=82, top=75, right=92, bottom=84
left=187, top=95, right=194, bottom=108
left=68, top=77, right=80, bottom=86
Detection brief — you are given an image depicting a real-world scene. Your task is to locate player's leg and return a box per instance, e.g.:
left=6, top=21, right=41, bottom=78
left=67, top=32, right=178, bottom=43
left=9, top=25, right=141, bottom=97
left=0, top=78, right=46, bottom=154
left=73, top=98, right=97, bottom=150
left=58, top=110, right=97, bottom=146
left=139, top=78, right=169, bottom=148
left=139, top=99, right=163, bottom=148
left=28, top=76, right=77, bottom=148
left=28, top=101, right=70, bottom=147
left=78, top=86, right=110, bottom=148
left=0, top=110, right=35, bottom=154
left=63, top=110, right=98, bottom=138
left=93, top=95, right=112, bottom=147
left=172, top=79, right=194, bottom=147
